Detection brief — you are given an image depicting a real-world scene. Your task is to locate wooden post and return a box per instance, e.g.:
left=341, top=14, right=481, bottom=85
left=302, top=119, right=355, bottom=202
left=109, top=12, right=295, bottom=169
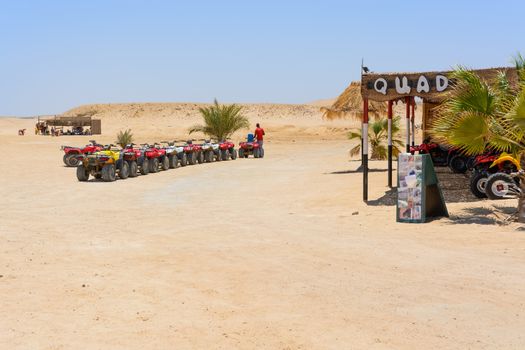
left=363, top=98, right=369, bottom=202
left=387, top=100, right=393, bottom=188
left=405, top=96, right=410, bottom=153
left=411, top=97, right=416, bottom=146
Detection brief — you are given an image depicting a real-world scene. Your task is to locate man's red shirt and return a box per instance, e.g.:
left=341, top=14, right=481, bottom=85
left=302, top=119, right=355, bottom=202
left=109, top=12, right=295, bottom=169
left=254, top=127, right=265, bottom=141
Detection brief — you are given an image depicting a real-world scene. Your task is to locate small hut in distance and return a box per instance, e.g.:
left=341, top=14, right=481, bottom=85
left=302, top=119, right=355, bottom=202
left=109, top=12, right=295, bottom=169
left=38, top=112, right=101, bottom=135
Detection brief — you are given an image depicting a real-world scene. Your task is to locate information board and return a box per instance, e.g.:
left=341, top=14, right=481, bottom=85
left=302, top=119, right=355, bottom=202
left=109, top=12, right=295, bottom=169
left=397, top=153, right=448, bottom=223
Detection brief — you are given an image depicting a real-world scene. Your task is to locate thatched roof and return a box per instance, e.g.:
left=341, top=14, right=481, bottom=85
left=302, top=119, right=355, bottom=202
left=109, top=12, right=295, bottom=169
left=321, top=81, right=387, bottom=120
left=361, top=67, right=518, bottom=102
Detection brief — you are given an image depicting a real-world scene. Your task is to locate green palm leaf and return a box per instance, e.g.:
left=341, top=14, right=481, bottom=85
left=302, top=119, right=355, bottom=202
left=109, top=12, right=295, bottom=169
left=189, top=99, right=250, bottom=141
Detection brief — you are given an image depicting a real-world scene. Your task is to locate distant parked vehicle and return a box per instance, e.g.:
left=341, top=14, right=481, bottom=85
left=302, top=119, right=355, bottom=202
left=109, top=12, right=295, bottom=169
left=62, top=140, right=103, bottom=167
left=76, top=145, right=129, bottom=182
left=238, top=134, right=261, bottom=158
left=218, top=140, right=237, bottom=160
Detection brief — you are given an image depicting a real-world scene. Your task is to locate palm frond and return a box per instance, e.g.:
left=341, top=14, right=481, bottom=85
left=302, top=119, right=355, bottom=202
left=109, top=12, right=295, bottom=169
left=347, top=116, right=403, bottom=160
left=189, top=100, right=250, bottom=140
left=116, top=129, right=133, bottom=148
left=430, top=61, right=525, bottom=157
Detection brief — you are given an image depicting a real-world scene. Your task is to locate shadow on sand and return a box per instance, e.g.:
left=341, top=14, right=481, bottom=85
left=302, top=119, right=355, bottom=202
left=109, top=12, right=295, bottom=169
left=328, top=168, right=388, bottom=175
left=448, top=205, right=517, bottom=225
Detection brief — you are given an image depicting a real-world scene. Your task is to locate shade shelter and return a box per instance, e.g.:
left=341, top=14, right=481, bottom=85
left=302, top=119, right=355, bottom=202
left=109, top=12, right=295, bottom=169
left=358, top=66, right=518, bottom=202
left=321, top=81, right=386, bottom=120
left=38, top=115, right=102, bottom=135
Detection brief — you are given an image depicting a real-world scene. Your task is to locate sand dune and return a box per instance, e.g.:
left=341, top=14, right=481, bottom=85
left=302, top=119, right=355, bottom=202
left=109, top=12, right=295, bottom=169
left=58, top=102, right=362, bottom=141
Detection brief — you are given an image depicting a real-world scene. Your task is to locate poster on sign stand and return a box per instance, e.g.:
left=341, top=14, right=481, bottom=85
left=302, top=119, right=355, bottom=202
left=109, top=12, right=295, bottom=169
left=396, top=153, right=448, bottom=223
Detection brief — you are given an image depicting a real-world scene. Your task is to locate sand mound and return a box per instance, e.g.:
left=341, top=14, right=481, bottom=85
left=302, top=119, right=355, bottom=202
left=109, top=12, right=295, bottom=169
left=61, top=102, right=360, bottom=141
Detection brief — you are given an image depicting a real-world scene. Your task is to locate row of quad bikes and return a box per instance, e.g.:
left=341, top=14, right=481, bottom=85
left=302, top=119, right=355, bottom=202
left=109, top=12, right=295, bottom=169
left=61, top=138, right=263, bottom=182
left=410, top=142, right=522, bottom=200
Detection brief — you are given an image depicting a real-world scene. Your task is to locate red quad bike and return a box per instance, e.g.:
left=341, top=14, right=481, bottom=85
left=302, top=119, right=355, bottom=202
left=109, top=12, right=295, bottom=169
left=410, top=142, right=449, bottom=166
left=152, top=143, right=171, bottom=171
left=121, top=144, right=149, bottom=176
left=141, top=144, right=169, bottom=173
left=178, top=140, right=203, bottom=165
left=410, top=139, right=469, bottom=173
left=469, top=151, right=519, bottom=198
left=61, top=140, right=103, bottom=167
left=238, top=134, right=261, bottom=158
left=218, top=140, right=237, bottom=161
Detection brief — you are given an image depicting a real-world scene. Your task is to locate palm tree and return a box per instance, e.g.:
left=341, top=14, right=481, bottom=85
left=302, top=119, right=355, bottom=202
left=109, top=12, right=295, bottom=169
left=116, top=129, right=134, bottom=148
left=189, top=100, right=250, bottom=141
left=348, top=116, right=404, bottom=160
left=429, top=56, right=525, bottom=221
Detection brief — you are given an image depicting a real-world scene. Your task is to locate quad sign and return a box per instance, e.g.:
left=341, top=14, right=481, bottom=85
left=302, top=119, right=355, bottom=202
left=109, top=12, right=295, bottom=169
left=372, top=75, right=449, bottom=95
left=362, top=72, right=451, bottom=101
left=361, top=67, right=516, bottom=102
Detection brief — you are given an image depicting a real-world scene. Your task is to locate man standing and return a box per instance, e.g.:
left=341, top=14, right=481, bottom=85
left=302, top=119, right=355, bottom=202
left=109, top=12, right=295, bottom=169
left=254, top=123, right=265, bottom=158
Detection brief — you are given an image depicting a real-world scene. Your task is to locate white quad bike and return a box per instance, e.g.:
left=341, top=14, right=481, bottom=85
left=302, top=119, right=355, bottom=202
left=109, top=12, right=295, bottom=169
left=199, top=139, right=219, bottom=163
left=158, top=142, right=180, bottom=169
left=161, top=141, right=188, bottom=167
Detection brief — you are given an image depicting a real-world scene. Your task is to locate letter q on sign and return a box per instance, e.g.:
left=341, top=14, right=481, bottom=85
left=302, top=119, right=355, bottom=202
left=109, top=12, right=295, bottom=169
left=374, top=78, right=387, bottom=95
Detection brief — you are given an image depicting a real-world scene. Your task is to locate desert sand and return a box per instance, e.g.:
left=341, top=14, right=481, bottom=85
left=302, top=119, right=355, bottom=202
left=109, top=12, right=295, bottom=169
left=1, top=103, right=525, bottom=349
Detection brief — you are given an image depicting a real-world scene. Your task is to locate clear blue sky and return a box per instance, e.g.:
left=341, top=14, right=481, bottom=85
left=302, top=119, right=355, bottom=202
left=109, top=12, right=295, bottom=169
left=1, top=0, right=524, bottom=116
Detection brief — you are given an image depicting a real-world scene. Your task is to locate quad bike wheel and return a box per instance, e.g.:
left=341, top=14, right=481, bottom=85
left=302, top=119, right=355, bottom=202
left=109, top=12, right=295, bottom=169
left=230, top=148, right=237, bottom=160
left=254, top=148, right=260, bottom=158
left=150, top=158, right=160, bottom=173
left=76, top=164, right=89, bottom=181
left=449, top=155, right=468, bottom=174
left=466, top=157, right=476, bottom=171
left=215, top=151, right=222, bottom=162
left=101, top=164, right=116, bottom=182
left=119, top=161, right=130, bottom=179
left=64, top=154, right=80, bottom=167
left=206, top=150, right=214, bottom=163
left=128, top=161, right=138, bottom=177
left=221, top=149, right=229, bottom=161
left=169, top=155, right=178, bottom=169
left=187, top=152, right=196, bottom=165
left=238, top=148, right=245, bottom=158
left=485, top=173, right=520, bottom=200
left=179, top=153, right=187, bottom=166
left=140, top=158, right=150, bottom=175
left=469, top=171, right=488, bottom=198
left=197, top=151, right=204, bottom=164
left=161, top=156, right=170, bottom=171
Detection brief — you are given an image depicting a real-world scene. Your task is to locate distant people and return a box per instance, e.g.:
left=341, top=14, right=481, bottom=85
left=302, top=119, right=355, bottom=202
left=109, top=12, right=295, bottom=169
left=254, top=123, right=265, bottom=158
left=18, top=129, right=26, bottom=136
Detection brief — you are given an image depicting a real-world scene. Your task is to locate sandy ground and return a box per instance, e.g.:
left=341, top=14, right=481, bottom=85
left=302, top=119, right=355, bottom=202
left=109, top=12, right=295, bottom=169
left=1, top=109, right=525, bottom=349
